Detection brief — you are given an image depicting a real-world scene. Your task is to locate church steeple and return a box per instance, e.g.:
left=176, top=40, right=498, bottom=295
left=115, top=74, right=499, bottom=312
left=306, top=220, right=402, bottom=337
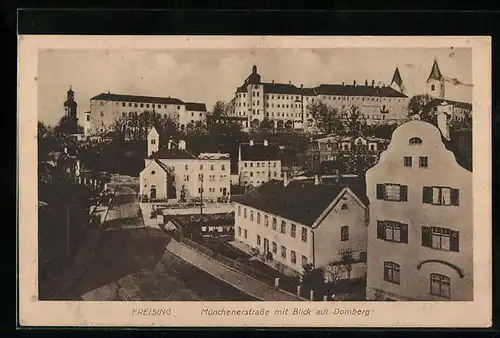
left=390, top=67, right=405, bottom=94
left=63, top=85, right=78, bottom=130
left=427, top=59, right=443, bottom=82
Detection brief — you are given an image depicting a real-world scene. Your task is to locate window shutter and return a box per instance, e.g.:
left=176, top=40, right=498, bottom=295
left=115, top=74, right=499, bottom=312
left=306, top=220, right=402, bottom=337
left=422, top=186, right=433, bottom=204
left=421, top=226, right=431, bottom=248
left=450, top=231, right=460, bottom=252
left=401, top=223, right=408, bottom=244
left=376, top=184, right=385, bottom=200
left=400, top=185, right=408, bottom=201
left=377, top=221, right=385, bottom=239
left=451, top=188, right=460, bottom=206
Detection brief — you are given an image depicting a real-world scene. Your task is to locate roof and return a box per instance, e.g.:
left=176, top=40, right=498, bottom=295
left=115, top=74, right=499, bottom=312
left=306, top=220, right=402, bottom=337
left=149, top=148, right=196, bottom=160
left=164, top=213, right=235, bottom=228
left=240, top=143, right=281, bottom=161
left=90, top=93, right=184, bottom=105
left=391, top=67, right=403, bottom=87
left=427, top=59, right=443, bottom=82
left=315, top=84, right=408, bottom=98
left=207, top=115, right=247, bottom=121
left=232, top=178, right=368, bottom=227
left=424, top=98, right=472, bottom=112
left=263, top=82, right=302, bottom=95
left=185, top=102, right=207, bottom=112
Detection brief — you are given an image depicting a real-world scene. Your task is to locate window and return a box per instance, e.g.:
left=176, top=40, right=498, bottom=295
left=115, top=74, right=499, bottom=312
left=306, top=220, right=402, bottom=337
left=377, top=221, right=408, bottom=243
left=281, top=245, right=286, bottom=258
left=341, top=204, right=348, bottom=210
left=404, top=156, right=412, bottom=167
left=221, top=165, right=226, bottom=171
left=383, top=261, right=400, bottom=284
left=341, top=226, right=349, bottom=241
left=244, top=229, right=248, bottom=239
left=272, top=242, right=277, bottom=254
left=291, top=223, right=296, bottom=238
left=291, top=250, right=296, bottom=264
left=86, top=115, right=90, bottom=121
left=280, top=221, right=286, bottom=234
left=250, top=172, right=253, bottom=177
left=100, top=111, right=104, bottom=117
left=409, top=137, right=422, bottom=145
left=431, top=84, right=436, bottom=91
left=430, top=273, right=450, bottom=298
left=250, top=210, right=254, bottom=221
left=423, top=186, right=459, bottom=206
left=244, top=208, right=247, bottom=218
left=200, top=165, right=203, bottom=170
left=122, top=102, right=126, bottom=107
left=250, top=163, right=253, bottom=167
left=257, top=163, right=260, bottom=167
left=422, top=226, right=459, bottom=252
left=238, top=227, right=241, bottom=236
left=264, top=215, right=269, bottom=227
left=184, top=175, right=190, bottom=181
left=210, top=165, right=214, bottom=171
left=257, top=235, right=261, bottom=246
left=244, top=163, right=247, bottom=167
left=376, top=184, right=408, bottom=202
left=272, top=218, right=277, bottom=230
left=151, top=170, right=156, bottom=175
left=257, top=212, right=261, bottom=224
left=238, top=206, right=241, bottom=216
left=301, top=255, right=308, bottom=266
left=419, top=156, right=428, bottom=168
left=140, top=103, right=144, bottom=108
left=301, top=227, right=308, bottom=242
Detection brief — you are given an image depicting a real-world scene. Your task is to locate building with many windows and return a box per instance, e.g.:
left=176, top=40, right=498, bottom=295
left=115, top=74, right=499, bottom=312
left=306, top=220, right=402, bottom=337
left=232, top=177, right=369, bottom=278
left=365, top=119, right=472, bottom=301
left=139, top=127, right=231, bottom=202
left=85, top=92, right=207, bottom=136
left=230, top=65, right=409, bottom=132
left=237, top=140, right=282, bottom=187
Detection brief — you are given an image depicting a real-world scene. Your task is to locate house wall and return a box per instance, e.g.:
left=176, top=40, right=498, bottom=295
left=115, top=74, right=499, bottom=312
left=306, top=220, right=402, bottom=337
left=179, top=109, right=207, bottom=131
left=365, top=120, right=473, bottom=301
left=238, top=160, right=282, bottom=187
left=233, top=202, right=314, bottom=274
left=313, top=190, right=367, bottom=269
left=139, top=161, right=168, bottom=199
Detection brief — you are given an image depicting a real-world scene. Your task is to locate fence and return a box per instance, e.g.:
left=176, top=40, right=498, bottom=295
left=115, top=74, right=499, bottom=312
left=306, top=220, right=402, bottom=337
left=171, top=231, right=366, bottom=300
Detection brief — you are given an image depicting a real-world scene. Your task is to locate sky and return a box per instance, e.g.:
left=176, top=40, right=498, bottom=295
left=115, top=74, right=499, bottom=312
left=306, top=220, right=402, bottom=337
left=38, top=47, right=472, bottom=126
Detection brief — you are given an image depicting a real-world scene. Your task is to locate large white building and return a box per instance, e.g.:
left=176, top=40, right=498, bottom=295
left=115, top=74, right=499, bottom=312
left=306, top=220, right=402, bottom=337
left=139, top=127, right=231, bottom=202
left=84, top=93, right=207, bottom=136
left=229, top=65, right=409, bottom=132
left=232, top=177, right=369, bottom=279
left=237, top=140, right=282, bottom=187
left=365, top=119, right=472, bottom=301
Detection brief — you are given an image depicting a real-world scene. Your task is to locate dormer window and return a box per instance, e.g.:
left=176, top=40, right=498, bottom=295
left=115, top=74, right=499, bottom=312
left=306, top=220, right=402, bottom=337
left=409, top=137, right=422, bottom=146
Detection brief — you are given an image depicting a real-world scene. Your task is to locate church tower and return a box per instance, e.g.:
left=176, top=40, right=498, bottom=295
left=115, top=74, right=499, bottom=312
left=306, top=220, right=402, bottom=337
left=64, top=86, right=78, bottom=120
left=147, top=126, right=160, bottom=157
left=389, top=66, right=405, bottom=94
left=426, top=59, right=445, bottom=99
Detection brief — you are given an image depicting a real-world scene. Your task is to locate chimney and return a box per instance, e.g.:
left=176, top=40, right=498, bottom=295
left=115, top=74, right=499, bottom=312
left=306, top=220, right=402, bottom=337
left=264, top=140, right=268, bottom=146
left=272, top=80, right=275, bottom=84
left=249, top=140, right=254, bottom=146
left=178, top=140, right=186, bottom=150
left=353, top=80, right=356, bottom=86
left=365, top=79, right=368, bottom=86
left=289, top=81, right=291, bottom=85
left=300, top=84, right=303, bottom=89
left=342, top=82, right=345, bottom=86
left=372, top=80, right=375, bottom=87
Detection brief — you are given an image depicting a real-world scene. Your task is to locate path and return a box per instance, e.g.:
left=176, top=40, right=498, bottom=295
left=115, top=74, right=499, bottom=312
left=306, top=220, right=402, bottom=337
left=166, top=238, right=303, bottom=301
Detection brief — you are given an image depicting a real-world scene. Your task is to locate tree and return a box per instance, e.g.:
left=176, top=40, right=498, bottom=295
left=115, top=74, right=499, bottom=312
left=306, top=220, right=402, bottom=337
left=301, top=263, right=325, bottom=287
left=408, top=94, right=434, bottom=121
left=344, top=105, right=366, bottom=136
left=109, top=116, right=128, bottom=142
left=211, top=101, right=226, bottom=117
left=308, top=101, right=343, bottom=135
left=54, top=116, right=79, bottom=136
left=179, top=185, right=187, bottom=203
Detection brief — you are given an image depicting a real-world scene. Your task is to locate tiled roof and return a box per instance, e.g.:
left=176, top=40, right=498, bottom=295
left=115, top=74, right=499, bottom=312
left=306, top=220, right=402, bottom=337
left=315, top=84, right=408, bottom=98
left=263, top=83, right=302, bottom=95
left=240, top=143, right=281, bottom=161
left=154, top=159, right=172, bottom=173
left=149, top=148, right=196, bottom=160
left=232, top=178, right=367, bottom=227
left=185, top=102, right=207, bottom=112
left=90, top=93, right=184, bottom=105
left=424, top=98, right=472, bottom=112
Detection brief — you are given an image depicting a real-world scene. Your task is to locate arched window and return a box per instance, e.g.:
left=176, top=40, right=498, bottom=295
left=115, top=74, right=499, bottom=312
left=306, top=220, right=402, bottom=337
left=409, top=137, right=423, bottom=146
left=431, top=84, right=435, bottom=91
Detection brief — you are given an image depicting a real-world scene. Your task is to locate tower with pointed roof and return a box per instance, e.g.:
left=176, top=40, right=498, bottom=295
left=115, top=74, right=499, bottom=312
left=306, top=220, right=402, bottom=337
left=389, top=67, right=405, bottom=94
left=64, top=86, right=78, bottom=120
left=426, top=59, right=445, bottom=99
left=147, top=126, right=159, bottom=157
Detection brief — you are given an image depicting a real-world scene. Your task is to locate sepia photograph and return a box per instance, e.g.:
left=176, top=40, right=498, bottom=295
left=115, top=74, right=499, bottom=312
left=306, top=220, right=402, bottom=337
left=18, top=35, right=491, bottom=327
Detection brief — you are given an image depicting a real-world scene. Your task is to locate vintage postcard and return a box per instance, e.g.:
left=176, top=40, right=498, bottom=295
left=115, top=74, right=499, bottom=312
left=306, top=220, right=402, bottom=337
left=18, top=35, right=492, bottom=327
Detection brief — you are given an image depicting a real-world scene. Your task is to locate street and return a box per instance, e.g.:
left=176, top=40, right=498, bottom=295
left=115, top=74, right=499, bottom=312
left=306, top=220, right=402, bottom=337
left=63, top=183, right=257, bottom=301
